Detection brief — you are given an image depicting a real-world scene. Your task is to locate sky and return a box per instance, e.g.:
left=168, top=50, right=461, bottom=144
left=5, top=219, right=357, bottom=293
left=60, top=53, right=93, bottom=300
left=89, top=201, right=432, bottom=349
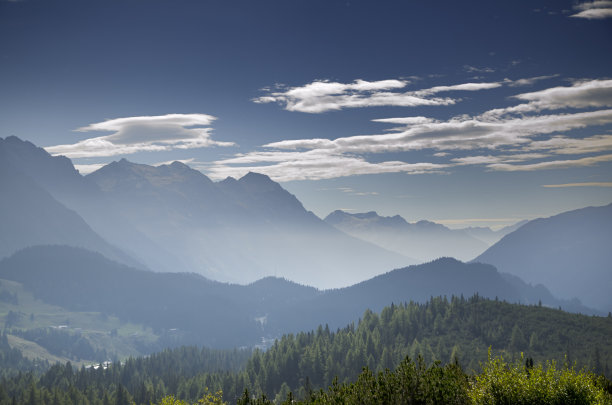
left=1, top=0, right=611, bottom=228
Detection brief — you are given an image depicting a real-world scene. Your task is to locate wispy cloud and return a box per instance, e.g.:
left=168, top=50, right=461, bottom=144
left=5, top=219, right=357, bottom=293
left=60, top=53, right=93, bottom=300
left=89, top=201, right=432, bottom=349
left=482, top=79, right=612, bottom=118
left=265, top=109, right=612, bottom=154
left=505, top=75, right=559, bottom=87
left=212, top=79, right=612, bottom=182
left=45, top=114, right=234, bottom=158
left=571, top=1, right=612, bottom=19
left=542, top=182, right=612, bottom=188
left=488, top=154, right=612, bottom=171
left=524, top=134, right=612, bottom=155
left=206, top=149, right=447, bottom=181
left=253, top=79, right=502, bottom=113
left=338, top=187, right=379, bottom=196
left=463, top=65, right=494, bottom=73
left=153, top=158, right=196, bottom=167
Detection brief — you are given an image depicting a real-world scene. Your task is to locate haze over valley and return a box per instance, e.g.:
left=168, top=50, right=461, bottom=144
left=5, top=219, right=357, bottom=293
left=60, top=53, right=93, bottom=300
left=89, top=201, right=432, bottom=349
left=1, top=1, right=611, bottom=403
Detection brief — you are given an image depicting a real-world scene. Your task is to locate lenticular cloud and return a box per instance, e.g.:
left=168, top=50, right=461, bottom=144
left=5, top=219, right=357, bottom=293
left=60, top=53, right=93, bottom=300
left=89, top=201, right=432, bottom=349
left=46, top=113, right=234, bottom=159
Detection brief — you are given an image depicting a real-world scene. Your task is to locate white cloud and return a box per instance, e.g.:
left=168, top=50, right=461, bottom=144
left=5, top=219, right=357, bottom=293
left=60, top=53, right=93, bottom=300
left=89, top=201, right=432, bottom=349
left=210, top=78, right=612, bottom=182
left=153, top=158, right=196, bottom=167
left=265, top=109, right=612, bottom=154
left=513, top=79, right=612, bottom=110
left=571, top=1, right=612, bottom=18
left=45, top=113, right=234, bottom=158
left=463, top=65, right=495, bottom=73
left=542, top=182, right=612, bottom=188
left=372, top=116, right=436, bottom=125
left=525, top=134, right=612, bottom=155
left=337, top=187, right=379, bottom=196
left=452, top=153, right=550, bottom=166
left=488, top=154, right=612, bottom=171
left=505, top=75, right=559, bottom=87
left=253, top=78, right=502, bottom=113
left=206, top=149, right=447, bottom=182
left=481, top=79, right=612, bottom=118
left=74, top=163, right=106, bottom=175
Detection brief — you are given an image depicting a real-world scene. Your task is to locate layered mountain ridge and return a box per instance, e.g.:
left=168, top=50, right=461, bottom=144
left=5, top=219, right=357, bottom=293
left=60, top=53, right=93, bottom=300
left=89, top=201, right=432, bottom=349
left=475, top=203, right=612, bottom=312
left=0, top=136, right=410, bottom=288
left=325, top=210, right=499, bottom=262
left=0, top=245, right=596, bottom=349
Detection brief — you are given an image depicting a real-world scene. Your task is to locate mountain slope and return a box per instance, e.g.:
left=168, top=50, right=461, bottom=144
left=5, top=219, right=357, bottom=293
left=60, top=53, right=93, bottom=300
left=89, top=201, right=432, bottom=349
left=270, top=257, right=594, bottom=334
left=325, top=210, right=488, bottom=261
left=0, top=136, right=181, bottom=272
left=0, top=161, right=137, bottom=266
left=2, top=136, right=409, bottom=286
left=474, top=203, right=612, bottom=312
left=86, top=160, right=412, bottom=287
left=0, top=246, right=259, bottom=348
left=462, top=220, right=528, bottom=246
left=0, top=246, right=593, bottom=351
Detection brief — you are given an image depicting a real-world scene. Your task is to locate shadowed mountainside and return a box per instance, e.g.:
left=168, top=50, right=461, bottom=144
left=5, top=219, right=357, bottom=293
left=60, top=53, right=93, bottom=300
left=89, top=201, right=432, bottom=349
left=0, top=245, right=596, bottom=350
left=0, top=136, right=411, bottom=288
left=475, top=203, right=612, bottom=312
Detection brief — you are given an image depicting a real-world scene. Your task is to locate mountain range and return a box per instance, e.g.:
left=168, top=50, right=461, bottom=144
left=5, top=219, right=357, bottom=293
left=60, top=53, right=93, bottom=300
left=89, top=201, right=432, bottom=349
left=0, top=245, right=595, bottom=351
left=475, top=203, right=612, bottom=312
left=324, top=210, right=524, bottom=262
left=0, top=136, right=409, bottom=288
left=1, top=135, right=610, bottom=314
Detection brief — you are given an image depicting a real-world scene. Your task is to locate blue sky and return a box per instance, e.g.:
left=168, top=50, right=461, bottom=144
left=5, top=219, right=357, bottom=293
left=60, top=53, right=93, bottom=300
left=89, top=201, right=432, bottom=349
left=1, top=0, right=611, bottom=228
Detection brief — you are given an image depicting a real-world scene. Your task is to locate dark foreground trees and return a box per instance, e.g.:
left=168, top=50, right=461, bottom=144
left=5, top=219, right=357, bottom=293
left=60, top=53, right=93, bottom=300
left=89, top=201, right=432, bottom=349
left=159, top=354, right=611, bottom=405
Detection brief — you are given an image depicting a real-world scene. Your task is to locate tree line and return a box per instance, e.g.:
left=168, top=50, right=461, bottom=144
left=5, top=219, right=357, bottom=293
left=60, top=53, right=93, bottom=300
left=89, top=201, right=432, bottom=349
left=1, top=295, right=611, bottom=404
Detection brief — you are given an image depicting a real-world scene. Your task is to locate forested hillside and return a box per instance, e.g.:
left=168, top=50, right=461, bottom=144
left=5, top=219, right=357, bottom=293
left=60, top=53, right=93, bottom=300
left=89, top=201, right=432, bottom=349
left=1, top=297, right=610, bottom=404
left=1, top=245, right=596, bottom=359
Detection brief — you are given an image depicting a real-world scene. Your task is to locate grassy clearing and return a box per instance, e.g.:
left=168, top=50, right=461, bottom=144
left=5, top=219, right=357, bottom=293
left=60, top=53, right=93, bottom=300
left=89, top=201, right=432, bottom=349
left=0, top=278, right=159, bottom=362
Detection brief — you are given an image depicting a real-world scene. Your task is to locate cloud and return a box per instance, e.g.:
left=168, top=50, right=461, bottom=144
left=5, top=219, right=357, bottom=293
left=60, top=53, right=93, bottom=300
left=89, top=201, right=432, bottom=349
left=265, top=109, right=612, bottom=154
left=482, top=79, right=612, bottom=118
left=487, top=154, right=612, bottom=171
left=505, top=75, right=559, bottom=87
left=452, top=153, right=550, bottom=166
left=205, top=149, right=447, bottom=182
left=153, top=158, right=196, bottom=167
left=542, top=182, right=612, bottom=188
left=524, top=134, right=612, bottom=155
left=463, top=65, right=495, bottom=73
left=210, top=78, right=612, bottom=182
left=253, top=79, right=502, bottom=113
left=513, top=79, right=612, bottom=110
left=338, top=187, right=379, bottom=196
left=74, top=163, right=106, bottom=175
left=45, top=114, right=234, bottom=158
left=571, top=1, right=612, bottom=18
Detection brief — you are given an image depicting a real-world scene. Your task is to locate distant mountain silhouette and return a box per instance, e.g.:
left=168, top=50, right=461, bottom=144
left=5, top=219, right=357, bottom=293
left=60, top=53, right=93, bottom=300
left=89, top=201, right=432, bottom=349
left=86, top=159, right=411, bottom=287
left=461, top=221, right=528, bottom=246
left=0, top=245, right=594, bottom=349
left=0, top=138, right=139, bottom=266
left=325, top=210, right=489, bottom=261
left=0, top=168, right=135, bottom=265
left=0, top=245, right=259, bottom=348
left=474, top=203, right=612, bottom=312
left=0, top=136, right=184, bottom=273
left=273, top=256, right=594, bottom=334
left=0, top=136, right=410, bottom=288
